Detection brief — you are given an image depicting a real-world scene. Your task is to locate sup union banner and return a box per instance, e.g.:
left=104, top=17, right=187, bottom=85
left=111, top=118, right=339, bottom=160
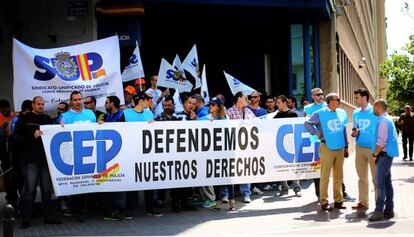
left=40, top=118, right=321, bottom=196
left=13, top=36, right=124, bottom=111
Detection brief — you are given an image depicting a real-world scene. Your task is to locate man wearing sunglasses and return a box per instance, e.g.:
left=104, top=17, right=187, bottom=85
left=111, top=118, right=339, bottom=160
left=84, top=96, right=104, bottom=121
left=52, top=102, right=69, bottom=124
left=303, top=88, right=326, bottom=117
left=303, top=88, right=327, bottom=200
left=248, top=91, right=267, bottom=118
left=305, top=93, right=349, bottom=211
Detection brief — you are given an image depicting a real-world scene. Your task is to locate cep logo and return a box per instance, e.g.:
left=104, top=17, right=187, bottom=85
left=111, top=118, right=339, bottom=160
left=50, top=130, right=122, bottom=175
left=327, top=119, right=343, bottom=132
left=355, top=119, right=370, bottom=131
left=34, top=51, right=106, bottom=81
left=276, top=124, right=319, bottom=163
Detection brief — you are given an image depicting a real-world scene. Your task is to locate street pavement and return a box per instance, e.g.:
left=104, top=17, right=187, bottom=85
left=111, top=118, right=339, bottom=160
left=1, top=139, right=414, bottom=236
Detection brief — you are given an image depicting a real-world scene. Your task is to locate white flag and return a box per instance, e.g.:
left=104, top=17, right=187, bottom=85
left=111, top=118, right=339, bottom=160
left=200, top=64, right=209, bottom=103
left=158, top=58, right=193, bottom=92
left=182, top=44, right=201, bottom=89
left=12, top=36, right=124, bottom=111
left=173, top=91, right=184, bottom=113
left=224, top=71, right=257, bottom=96
left=173, top=54, right=186, bottom=79
left=121, top=41, right=144, bottom=82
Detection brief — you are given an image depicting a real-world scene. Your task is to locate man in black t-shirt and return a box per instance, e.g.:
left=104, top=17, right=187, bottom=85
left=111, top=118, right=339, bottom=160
left=274, top=95, right=302, bottom=197
left=15, top=96, right=62, bottom=229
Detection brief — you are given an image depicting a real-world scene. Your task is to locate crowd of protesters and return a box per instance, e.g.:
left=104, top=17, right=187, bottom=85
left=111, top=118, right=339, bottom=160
left=0, top=75, right=401, bottom=228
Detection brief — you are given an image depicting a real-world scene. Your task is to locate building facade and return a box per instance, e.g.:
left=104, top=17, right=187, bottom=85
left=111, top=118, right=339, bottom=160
left=0, top=0, right=386, bottom=111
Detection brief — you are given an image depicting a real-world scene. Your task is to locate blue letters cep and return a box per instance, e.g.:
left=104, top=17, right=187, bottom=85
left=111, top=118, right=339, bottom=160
left=50, top=130, right=122, bottom=175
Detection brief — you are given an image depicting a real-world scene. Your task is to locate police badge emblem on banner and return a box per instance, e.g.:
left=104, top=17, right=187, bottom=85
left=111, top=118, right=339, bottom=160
left=12, top=36, right=124, bottom=111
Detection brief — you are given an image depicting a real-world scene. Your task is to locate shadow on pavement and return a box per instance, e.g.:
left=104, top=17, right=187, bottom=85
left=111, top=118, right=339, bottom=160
left=366, top=220, right=396, bottom=229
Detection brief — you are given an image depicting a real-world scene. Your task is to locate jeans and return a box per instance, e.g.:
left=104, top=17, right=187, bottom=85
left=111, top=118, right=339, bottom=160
left=374, top=153, right=394, bottom=213
left=239, top=184, right=251, bottom=198
left=214, top=185, right=234, bottom=201
left=222, top=184, right=251, bottom=199
left=20, top=163, right=54, bottom=221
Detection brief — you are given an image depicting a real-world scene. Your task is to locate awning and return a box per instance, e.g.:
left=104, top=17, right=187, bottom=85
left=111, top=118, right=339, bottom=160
left=96, top=5, right=145, bottom=16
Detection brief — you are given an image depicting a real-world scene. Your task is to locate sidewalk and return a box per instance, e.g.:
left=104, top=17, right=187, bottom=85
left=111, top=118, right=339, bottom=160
left=1, top=140, right=414, bottom=236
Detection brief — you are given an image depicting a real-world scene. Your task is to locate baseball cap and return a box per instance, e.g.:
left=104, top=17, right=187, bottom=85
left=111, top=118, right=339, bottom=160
left=124, top=86, right=136, bottom=95
left=135, top=78, right=146, bottom=85
left=208, top=97, right=223, bottom=105
left=133, top=91, right=152, bottom=101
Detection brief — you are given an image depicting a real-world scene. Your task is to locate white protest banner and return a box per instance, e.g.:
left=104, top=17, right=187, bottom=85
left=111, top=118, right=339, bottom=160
left=13, top=36, right=124, bottom=111
left=224, top=71, right=257, bottom=96
left=41, top=117, right=321, bottom=196
left=158, top=58, right=193, bottom=92
left=121, top=41, right=145, bottom=82
left=200, top=64, right=210, bottom=103
left=173, top=91, right=184, bottom=113
left=182, top=44, right=201, bottom=89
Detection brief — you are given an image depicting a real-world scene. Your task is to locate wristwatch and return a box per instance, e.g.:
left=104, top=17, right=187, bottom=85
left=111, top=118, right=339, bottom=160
left=372, top=153, right=378, bottom=157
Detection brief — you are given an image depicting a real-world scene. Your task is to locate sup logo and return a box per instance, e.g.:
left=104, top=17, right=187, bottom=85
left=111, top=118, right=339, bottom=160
left=50, top=130, right=122, bottom=175
left=34, top=51, right=106, bottom=81
left=276, top=124, right=319, bottom=163
left=167, top=69, right=185, bottom=83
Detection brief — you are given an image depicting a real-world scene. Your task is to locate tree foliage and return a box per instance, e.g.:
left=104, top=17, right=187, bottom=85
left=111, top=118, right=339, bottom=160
left=379, top=35, right=414, bottom=114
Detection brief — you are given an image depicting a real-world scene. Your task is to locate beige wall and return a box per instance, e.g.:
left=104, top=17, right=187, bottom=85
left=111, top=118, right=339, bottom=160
left=319, top=0, right=386, bottom=108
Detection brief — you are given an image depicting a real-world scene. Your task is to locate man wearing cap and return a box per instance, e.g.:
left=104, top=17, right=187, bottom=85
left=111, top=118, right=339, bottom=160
left=120, top=91, right=162, bottom=218
left=397, top=105, right=414, bottom=161
left=122, top=86, right=136, bottom=109
left=134, top=78, right=147, bottom=92
left=304, top=93, right=349, bottom=211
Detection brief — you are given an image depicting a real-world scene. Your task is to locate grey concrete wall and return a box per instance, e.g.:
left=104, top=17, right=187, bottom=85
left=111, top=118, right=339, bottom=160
left=0, top=0, right=97, bottom=111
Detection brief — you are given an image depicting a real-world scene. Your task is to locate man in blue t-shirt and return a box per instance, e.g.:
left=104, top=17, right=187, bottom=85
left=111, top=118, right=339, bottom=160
left=60, top=90, right=96, bottom=223
left=305, top=92, right=349, bottom=211
left=351, top=88, right=378, bottom=211
left=61, top=91, right=96, bottom=125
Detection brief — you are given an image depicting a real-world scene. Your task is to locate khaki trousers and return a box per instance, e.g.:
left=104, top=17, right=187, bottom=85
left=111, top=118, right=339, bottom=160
left=355, top=145, right=377, bottom=207
left=319, top=143, right=344, bottom=204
